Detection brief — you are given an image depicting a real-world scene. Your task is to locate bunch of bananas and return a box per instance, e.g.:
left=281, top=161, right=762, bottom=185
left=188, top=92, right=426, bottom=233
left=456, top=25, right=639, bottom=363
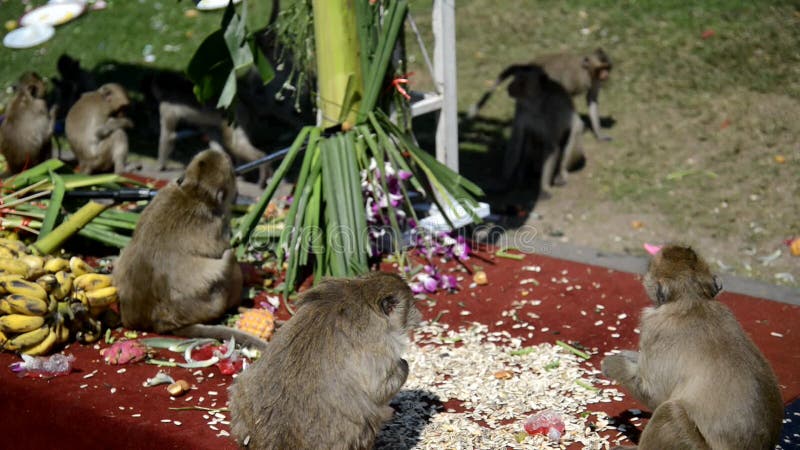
left=0, top=238, right=118, bottom=356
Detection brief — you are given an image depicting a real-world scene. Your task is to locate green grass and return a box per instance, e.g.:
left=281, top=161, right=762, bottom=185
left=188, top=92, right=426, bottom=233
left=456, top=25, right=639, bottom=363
left=1, top=0, right=797, bottom=285
left=0, top=1, right=278, bottom=98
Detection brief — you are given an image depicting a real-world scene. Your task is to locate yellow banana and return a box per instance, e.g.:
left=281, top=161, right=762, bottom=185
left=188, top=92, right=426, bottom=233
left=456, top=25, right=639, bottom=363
left=0, top=295, right=48, bottom=316
left=55, top=319, right=70, bottom=344
left=3, top=324, right=50, bottom=351
left=0, top=274, right=23, bottom=294
left=36, top=274, right=58, bottom=293
left=0, top=246, right=18, bottom=260
left=0, top=237, right=27, bottom=254
left=0, top=258, right=30, bottom=277
left=51, top=271, right=74, bottom=301
left=19, top=254, right=44, bottom=271
left=73, top=273, right=113, bottom=292
left=0, top=330, right=6, bottom=347
left=84, top=286, right=118, bottom=308
left=0, top=314, right=45, bottom=333
left=76, top=318, right=102, bottom=344
left=69, top=256, right=94, bottom=277
left=44, top=257, right=70, bottom=273
left=3, top=279, right=48, bottom=301
left=21, top=327, right=57, bottom=356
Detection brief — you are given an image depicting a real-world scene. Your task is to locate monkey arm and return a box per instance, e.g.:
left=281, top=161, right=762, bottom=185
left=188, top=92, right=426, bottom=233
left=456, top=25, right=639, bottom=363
left=602, top=351, right=656, bottom=407
left=96, top=117, right=133, bottom=140
left=586, top=86, right=611, bottom=141
left=375, top=358, right=409, bottom=405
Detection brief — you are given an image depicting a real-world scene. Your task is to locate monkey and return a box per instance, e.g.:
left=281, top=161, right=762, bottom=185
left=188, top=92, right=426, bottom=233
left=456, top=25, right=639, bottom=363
left=468, top=48, right=613, bottom=142
left=495, top=64, right=583, bottom=197
left=65, top=83, right=133, bottom=174
left=147, top=69, right=272, bottom=187
left=601, top=245, right=783, bottom=450
left=113, top=148, right=266, bottom=349
left=228, top=272, right=421, bottom=450
left=0, top=72, right=55, bottom=174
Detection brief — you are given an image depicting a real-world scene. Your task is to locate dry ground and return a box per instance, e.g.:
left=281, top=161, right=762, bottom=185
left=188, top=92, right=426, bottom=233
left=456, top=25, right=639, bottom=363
left=406, top=0, right=800, bottom=288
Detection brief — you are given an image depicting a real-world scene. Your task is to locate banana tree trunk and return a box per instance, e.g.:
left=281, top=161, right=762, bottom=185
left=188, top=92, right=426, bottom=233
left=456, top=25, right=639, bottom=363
left=312, top=0, right=364, bottom=128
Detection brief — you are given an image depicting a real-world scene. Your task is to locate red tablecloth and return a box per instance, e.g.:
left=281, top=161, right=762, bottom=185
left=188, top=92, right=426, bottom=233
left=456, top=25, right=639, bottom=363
left=1, top=250, right=797, bottom=449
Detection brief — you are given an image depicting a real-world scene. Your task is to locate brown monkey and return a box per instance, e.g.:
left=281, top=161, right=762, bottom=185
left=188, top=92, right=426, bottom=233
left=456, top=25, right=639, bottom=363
left=114, top=148, right=264, bottom=348
left=0, top=72, right=55, bottom=174
left=148, top=69, right=272, bottom=186
left=534, top=48, right=612, bottom=141
left=601, top=245, right=783, bottom=450
left=65, top=83, right=133, bottom=174
left=495, top=64, right=583, bottom=197
left=229, top=272, right=421, bottom=450
left=469, top=48, right=612, bottom=141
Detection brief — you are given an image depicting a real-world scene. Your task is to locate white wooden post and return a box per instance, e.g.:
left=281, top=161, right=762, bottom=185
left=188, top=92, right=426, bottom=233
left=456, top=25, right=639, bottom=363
left=432, top=0, right=458, bottom=172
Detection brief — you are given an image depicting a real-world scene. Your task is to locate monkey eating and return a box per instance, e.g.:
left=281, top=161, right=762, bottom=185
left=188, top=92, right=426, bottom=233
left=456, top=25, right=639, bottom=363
left=469, top=48, right=613, bottom=142
left=113, top=148, right=265, bottom=349
left=601, top=245, right=783, bottom=450
left=229, top=272, right=421, bottom=450
left=0, top=72, right=55, bottom=174
left=495, top=64, right=583, bottom=197
left=65, top=83, right=133, bottom=174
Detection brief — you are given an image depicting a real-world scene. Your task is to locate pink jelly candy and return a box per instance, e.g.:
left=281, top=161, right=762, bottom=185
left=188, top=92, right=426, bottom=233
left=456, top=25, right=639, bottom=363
left=524, top=409, right=565, bottom=442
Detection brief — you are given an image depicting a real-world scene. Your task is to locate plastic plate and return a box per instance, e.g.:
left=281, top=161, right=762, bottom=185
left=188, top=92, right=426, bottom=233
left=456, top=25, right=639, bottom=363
left=3, top=25, right=56, bottom=49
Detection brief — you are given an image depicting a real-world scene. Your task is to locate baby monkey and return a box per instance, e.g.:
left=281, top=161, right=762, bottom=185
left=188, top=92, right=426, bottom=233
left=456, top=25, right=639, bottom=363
left=229, top=272, right=421, bottom=450
left=0, top=72, right=55, bottom=174
left=602, top=245, right=783, bottom=450
left=65, top=83, right=133, bottom=174
left=114, top=148, right=263, bottom=348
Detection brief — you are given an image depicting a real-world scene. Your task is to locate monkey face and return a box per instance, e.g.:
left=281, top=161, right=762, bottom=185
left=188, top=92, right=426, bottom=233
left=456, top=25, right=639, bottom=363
left=360, top=272, right=421, bottom=334
left=299, top=272, right=421, bottom=335
left=18, top=72, right=47, bottom=99
left=99, top=83, right=131, bottom=113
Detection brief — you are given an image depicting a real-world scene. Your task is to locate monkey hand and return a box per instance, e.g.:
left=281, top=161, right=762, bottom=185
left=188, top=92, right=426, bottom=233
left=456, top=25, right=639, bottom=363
left=601, top=351, right=638, bottom=382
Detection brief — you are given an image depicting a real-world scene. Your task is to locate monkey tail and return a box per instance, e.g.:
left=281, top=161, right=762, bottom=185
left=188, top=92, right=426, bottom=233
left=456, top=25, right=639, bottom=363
left=466, top=64, right=536, bottom=119
left=173, top=324, right=268, bottom=351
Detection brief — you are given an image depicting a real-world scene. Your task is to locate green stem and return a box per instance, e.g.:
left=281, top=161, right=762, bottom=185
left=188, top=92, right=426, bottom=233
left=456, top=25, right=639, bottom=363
left=30, top=201, right=111, bottom=255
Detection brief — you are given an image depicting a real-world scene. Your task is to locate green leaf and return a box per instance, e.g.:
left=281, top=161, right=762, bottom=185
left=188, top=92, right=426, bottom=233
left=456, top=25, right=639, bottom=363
left=338, top=73, right=361, bottom=124
left=2, top=159, right=65, bottom=190
left=252, top=39, right=275, bottom=86
left=216, top=71, right=238, bottom=109
left=186, top=30, right=232, bottom=104
left=37, top=170, right=65, bottom=238
left=224, top=4, right=254, bottom=78
left=232, top=126, right=313, bottom=246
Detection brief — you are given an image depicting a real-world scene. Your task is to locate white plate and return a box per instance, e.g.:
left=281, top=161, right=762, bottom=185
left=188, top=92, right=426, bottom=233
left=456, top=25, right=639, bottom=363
left=3, top=25, right=56, bottom=49
left=19, top=2, right=85, bottom=27
left=196, top=0, right=242, bottom=11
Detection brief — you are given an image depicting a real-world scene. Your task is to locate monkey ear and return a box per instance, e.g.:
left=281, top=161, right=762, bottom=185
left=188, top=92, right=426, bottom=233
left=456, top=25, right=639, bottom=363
left=581, top=56, right=591, bottom=69
left=215, top=188, right=227, bottom=205
left=380, top=295, right=400, bottom=316
left=655, top=281, right=668, bottom=305
left=712, top=276, right=723, bottom=297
